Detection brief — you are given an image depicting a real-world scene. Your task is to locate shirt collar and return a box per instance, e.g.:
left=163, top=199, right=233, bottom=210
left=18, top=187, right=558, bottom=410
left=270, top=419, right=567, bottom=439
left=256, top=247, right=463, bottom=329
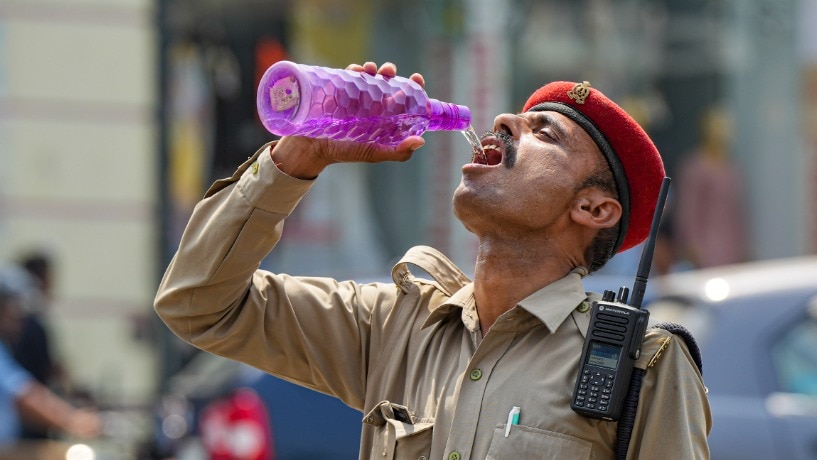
left=422, top=283, right=478, bottom=331
left=517, top=268, right=589, bottom=334
left=422, top=267, right=589, bottom=334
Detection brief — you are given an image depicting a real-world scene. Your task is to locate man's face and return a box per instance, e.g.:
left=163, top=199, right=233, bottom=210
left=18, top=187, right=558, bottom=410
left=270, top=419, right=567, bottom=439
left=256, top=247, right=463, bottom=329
left=453, top=110, right=606, bottom=238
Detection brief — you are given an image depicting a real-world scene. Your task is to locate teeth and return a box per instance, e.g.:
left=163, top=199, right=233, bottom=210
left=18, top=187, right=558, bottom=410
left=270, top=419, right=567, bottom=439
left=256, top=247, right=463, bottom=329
left=483, top=144, right=500, bottom=151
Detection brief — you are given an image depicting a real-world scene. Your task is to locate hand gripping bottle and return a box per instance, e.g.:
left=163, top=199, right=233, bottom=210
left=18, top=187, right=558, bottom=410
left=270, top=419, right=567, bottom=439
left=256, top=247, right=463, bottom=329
left=256, top=61, right=471, bottom=145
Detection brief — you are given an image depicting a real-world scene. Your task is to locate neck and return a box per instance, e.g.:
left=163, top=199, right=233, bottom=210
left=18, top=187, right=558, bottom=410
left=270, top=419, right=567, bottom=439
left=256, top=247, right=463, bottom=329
left=471, top=236, right=580, bottom=335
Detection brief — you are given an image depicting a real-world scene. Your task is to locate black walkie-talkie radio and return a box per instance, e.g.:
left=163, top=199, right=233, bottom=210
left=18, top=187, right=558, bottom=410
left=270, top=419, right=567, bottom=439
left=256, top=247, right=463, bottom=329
left=571, top=177, right=671, bottom=421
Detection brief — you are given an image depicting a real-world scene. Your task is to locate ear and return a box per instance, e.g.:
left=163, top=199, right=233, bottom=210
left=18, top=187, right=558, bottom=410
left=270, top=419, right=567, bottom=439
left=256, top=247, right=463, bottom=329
left=570, top=190, right=622, bottom=230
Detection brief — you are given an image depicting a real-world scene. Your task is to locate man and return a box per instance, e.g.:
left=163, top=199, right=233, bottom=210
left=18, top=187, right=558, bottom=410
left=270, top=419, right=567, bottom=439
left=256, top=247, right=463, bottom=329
left=13, top=251, right=59, bottom=386
left=675, top=106, right=747, bottom=269
left=12, top=251, right=63, bottom=440
left=0, top=284, right=100, bottom=448
left=155, top=62, right=710, bottom=459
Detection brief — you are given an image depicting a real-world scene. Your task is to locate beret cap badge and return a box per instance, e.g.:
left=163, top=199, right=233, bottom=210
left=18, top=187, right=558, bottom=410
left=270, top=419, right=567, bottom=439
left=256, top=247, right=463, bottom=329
left=567, top=81, right=591, bottom=104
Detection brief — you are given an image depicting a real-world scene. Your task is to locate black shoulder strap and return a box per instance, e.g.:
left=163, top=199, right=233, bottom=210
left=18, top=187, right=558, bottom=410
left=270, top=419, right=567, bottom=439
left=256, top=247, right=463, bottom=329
left=614, top=322, right=703, bottom=460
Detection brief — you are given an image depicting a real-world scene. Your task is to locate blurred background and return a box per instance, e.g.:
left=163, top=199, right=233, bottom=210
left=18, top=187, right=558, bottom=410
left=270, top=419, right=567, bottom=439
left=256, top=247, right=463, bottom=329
left=1, top=0, right=816, bottom=458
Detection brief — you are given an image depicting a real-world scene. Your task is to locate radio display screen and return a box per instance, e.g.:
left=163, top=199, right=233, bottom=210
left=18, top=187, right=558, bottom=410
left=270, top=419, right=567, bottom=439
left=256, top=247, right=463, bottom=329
left=586, top=341, right=622, bottom=369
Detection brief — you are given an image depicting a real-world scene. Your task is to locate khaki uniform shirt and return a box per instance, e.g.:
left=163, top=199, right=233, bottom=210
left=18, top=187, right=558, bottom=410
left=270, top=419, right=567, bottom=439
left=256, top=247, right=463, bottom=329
left=155, top=143, right=711, bottom=459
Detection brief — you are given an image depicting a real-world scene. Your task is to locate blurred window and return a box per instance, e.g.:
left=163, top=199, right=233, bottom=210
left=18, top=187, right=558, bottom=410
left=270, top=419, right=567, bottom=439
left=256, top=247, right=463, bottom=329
left=772, top=297, right=817, bottom=396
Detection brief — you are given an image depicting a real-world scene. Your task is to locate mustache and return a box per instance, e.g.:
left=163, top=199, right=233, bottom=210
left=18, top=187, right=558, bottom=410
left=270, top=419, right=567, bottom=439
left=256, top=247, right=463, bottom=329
left=480, top=130, right=516, bottom=168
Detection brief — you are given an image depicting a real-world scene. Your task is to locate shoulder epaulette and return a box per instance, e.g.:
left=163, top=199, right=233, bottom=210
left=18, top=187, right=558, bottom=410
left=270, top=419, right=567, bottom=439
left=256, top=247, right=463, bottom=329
left=650, top=322, right=703, bottom=374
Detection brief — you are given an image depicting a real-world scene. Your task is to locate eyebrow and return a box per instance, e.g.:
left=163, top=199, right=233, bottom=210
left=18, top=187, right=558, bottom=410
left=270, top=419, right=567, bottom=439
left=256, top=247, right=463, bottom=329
left=522, top=111, right=570, bottom=144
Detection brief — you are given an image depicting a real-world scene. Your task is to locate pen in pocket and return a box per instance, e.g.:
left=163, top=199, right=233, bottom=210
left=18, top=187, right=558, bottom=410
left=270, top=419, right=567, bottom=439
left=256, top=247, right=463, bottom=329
left=505, top=406, right=520, bottom=437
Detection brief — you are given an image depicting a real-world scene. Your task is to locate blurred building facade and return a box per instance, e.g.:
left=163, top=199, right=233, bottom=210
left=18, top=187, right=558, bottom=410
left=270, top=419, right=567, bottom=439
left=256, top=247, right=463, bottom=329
left=1, top=0, right=816, bottom=421
left=0, top=0, right=159, bottom=410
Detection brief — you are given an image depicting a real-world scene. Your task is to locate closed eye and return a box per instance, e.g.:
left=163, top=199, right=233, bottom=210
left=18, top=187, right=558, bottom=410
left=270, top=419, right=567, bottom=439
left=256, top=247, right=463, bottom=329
left=526, top=112, right=567, bottom=145
left=538, top=128, right=558, bottom=141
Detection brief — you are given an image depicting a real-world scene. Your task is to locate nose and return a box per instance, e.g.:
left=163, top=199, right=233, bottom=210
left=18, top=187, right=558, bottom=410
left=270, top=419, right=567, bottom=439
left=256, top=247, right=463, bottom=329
left=492, top=113, right=524, bottom=139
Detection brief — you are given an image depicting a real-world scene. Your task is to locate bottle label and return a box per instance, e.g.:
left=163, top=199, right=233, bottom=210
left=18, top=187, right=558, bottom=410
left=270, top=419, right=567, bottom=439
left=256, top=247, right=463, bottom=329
left=269, top=75, right=300, bottom=112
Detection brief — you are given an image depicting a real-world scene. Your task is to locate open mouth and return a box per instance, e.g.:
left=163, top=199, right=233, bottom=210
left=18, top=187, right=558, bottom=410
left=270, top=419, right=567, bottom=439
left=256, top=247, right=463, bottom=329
left=472, top=136, right=504, bottom=166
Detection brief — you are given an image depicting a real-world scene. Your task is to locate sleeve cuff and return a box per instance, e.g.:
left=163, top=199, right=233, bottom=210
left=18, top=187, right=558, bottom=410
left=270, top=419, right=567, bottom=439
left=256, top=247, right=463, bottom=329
left=236, top=144, right=316, bottom=215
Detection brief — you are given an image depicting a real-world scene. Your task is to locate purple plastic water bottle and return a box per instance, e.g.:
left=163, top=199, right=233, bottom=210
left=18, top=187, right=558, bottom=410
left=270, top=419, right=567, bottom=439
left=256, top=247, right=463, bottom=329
left=256, top=61, right=471, bottom=145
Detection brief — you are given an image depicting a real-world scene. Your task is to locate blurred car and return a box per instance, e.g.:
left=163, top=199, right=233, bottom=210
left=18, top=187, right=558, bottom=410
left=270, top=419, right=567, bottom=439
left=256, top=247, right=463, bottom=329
left=141, top=349, right=362, bottom=460
left=644, top=256, right=817, bottom=460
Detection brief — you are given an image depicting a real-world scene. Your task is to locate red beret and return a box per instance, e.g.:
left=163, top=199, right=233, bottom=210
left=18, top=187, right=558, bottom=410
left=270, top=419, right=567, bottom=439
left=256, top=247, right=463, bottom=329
left=522, top=81, right=666, bottom=254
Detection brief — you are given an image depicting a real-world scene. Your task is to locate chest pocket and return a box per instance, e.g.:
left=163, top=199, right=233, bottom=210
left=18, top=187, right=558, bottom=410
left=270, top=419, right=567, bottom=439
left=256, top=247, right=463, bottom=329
left=364, top=401, right=434, bottom=460
left=486, top=424, right=592, bottom=459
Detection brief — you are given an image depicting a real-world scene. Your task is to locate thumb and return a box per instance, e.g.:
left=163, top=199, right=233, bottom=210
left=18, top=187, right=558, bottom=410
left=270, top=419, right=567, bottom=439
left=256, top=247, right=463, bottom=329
left=388, top=136, right=425, bottom=162
left=360, top=136, right=425, bottom=163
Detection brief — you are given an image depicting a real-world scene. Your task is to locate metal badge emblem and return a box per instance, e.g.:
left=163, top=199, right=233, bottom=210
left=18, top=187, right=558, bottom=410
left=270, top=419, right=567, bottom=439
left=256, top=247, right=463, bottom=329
left=567, top=81, right=592, bottom=105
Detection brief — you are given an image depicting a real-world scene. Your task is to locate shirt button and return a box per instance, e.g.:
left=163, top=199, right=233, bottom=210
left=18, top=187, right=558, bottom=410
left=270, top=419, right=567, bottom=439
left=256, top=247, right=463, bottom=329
left=448, top=451, right=461, bottom=460
left=469, top=368, right=483, bottom=381
left=469, top=368, right=482, bottom=382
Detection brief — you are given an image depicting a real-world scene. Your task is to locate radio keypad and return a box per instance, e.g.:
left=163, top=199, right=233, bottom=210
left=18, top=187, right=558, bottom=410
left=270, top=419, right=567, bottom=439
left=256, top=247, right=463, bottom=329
left=575, top=370, right=615, bottom=412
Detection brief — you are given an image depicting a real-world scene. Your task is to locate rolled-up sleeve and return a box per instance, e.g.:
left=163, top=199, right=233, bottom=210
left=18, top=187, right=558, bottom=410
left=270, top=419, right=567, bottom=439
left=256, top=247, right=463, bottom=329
left=154, top=143, right=398, bottom=409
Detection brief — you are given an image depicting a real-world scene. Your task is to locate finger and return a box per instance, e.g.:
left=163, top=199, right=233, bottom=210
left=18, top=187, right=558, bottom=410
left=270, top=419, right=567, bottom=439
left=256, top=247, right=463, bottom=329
left=377, top=62, right=397, bottom=78
left=362, top=61, right=377, bottom=75
left=346, top=63, right=364, bottom=72
left=409, top=72, right=425, bottom=88
left=395, top=136, right=425, bottom=156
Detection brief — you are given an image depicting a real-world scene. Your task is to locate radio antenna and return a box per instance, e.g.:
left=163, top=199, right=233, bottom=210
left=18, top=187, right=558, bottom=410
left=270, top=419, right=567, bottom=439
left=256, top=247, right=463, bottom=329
left=629, top=177, right=671, bottom=309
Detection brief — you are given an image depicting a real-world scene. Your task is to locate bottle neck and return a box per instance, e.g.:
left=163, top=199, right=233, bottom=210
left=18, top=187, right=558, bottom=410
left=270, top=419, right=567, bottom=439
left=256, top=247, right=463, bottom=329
left=427, top=99, right=472, bottom=132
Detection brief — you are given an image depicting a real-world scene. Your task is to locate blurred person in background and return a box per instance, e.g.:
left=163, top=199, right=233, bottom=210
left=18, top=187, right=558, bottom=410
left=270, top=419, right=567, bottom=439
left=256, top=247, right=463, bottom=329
left=11, top=250, right=64, bottom=440
left=675, top=106, right=749, bottom=268
left=156, top=62, right=710, bottom=458
left=0, top=281, right=101, bottom=451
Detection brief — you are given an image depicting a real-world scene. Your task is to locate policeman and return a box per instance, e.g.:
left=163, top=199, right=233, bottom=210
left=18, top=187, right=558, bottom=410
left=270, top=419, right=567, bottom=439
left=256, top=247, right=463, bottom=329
left=155, top=62, right=710, bottom=459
